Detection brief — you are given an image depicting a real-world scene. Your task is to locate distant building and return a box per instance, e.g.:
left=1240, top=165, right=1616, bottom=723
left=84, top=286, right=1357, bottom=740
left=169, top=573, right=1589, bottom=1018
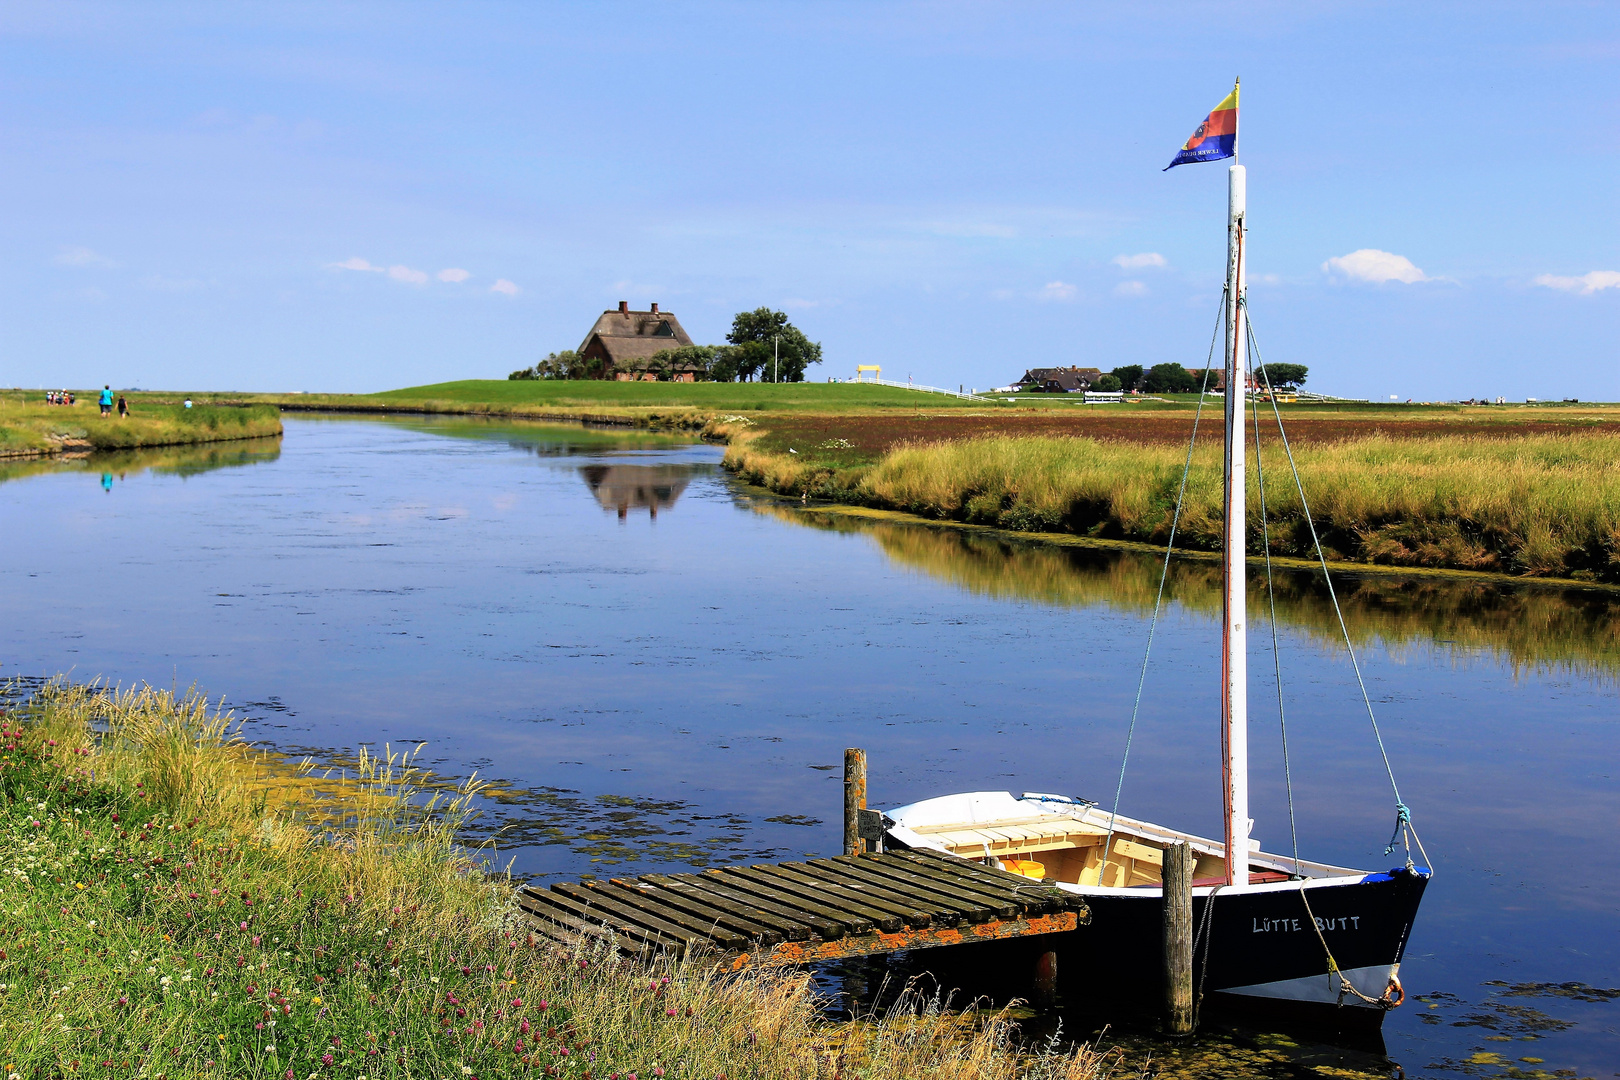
left=1016, top=366, right=1104, bottom=393
left=579, top=301, right=701, bottom=381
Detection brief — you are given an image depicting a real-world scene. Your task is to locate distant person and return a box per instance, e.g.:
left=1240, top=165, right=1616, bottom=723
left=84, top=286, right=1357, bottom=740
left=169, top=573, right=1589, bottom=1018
left=116, top=394, right=129, bottom=418
left=68, top=391, right=75, bottom=405
left=183, top=397, right=193, bottom=409
left=101, top=473, right=113, bottom=493
left=99, top=385, right=113, bottom=416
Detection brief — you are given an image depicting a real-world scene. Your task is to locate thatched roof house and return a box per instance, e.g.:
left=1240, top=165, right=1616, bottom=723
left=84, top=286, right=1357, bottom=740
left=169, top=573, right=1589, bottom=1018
left=579, top=301, right=700, bottom=381
left=1017, top=366, right=1103, bottom=393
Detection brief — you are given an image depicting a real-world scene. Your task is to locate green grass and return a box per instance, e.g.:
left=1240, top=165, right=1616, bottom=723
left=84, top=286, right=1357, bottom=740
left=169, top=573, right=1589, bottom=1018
left=727, top=431, right=1620, bottom=583
left=363, top=380, right=996, bottom=412
left=0, top=398, right=283, bottom=457
left=0, top=681, right=1122, bottom=1080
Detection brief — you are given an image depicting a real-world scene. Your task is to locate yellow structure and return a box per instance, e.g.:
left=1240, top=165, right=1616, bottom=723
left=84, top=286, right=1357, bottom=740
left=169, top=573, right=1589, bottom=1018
left=854, top=365, right=881, bottom=382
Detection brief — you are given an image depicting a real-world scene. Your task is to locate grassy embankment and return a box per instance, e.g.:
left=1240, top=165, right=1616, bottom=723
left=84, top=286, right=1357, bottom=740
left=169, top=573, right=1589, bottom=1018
left=0, top=681, right=1125, bottom=1080
left=724, top=425, right=1620, bottom=583
left=0, top=396, right=283, bottom=459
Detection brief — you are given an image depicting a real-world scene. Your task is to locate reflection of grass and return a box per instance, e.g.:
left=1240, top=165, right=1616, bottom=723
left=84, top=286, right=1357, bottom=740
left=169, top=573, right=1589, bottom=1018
left=761, top=505, right=1620, bottom=677
left=0, top=436, right=283, bottom=485
left=1, top=680, right=1123, bottom=1079
left=0, top=396, right=282, bottom=456
left=736, top=432, right=1620, bottom=582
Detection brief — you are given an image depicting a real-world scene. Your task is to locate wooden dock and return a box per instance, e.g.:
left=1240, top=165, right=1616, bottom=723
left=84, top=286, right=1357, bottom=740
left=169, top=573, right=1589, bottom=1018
left=516, top=847, right=1091, bottom=970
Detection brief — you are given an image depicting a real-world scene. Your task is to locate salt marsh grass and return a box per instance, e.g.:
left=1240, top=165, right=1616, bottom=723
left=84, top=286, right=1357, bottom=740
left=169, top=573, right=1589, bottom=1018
left=0, top=398, right=282, bottom=457
left=0, top=681, right=1129, bottom=1080
left=735, top=432, right=1620, bottom=582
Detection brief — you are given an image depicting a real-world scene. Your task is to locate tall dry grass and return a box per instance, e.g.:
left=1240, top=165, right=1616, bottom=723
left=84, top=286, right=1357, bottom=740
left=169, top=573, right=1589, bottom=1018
left=1, top=680, right=1136, bottom=1079
left=737, top=432, right=1620, bottom=582
left=0, top=398, right=282, bottom=456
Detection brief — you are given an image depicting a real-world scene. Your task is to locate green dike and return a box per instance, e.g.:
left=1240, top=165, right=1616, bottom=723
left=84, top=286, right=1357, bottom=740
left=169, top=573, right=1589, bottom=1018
left=0, top=681, right=1116, bottom=1080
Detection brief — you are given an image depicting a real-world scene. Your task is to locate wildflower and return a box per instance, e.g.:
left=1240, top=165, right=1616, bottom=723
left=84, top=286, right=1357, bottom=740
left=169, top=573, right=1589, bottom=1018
left=266, top=1045, right=275, bottom=1053
left=511, top=998, right=522, bottom=1008
left=321, top=1054, right=334, bottom=1066
left=311, top=996, right=323, bottom=1006
left=520, top=1021, right=530, bottom=1035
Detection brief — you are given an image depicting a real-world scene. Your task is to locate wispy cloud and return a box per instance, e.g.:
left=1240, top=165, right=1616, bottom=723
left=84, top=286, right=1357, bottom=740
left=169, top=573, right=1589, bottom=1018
left=55, top=246, right=118, bottom=268
left=1112, top=252, right=1166, bottom=270
left=437, top=268, right=471, bottom=283
left=1037, top=281, right=1077, bottom=302
left=387, top=265, right=428, bottom=285
left=328, top=256, right=383, bottom=273
left=1113, top=280, right=1148, bottom=297
left=490, top=279, right=521, bottom=296
left=1534, top=270, right=1620, bottom=295
left=1322, top=249, right=1428, bottom=284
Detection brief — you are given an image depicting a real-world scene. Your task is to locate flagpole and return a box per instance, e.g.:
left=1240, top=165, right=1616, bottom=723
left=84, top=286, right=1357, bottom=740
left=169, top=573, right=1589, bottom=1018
left=1222, top=159, right=1250, bottom=888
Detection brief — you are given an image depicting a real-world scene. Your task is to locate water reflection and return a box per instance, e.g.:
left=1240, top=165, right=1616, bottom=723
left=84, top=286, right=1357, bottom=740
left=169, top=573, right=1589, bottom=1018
left=761, top=505, right=1620, bottom=677
left=580, top=464, right=695, bottom=519
left=0, top=436, right=283, bottom=488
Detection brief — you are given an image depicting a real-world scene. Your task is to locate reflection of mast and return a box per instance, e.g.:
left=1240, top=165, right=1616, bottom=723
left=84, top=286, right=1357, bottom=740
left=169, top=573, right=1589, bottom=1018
left=579, top=464, right=693, bottom=519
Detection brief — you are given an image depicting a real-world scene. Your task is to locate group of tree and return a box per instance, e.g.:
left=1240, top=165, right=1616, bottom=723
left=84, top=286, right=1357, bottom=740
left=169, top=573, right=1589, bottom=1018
left=508, top=308, right=822, bottom=382
left=1092, top=362, right=1307, bottom=394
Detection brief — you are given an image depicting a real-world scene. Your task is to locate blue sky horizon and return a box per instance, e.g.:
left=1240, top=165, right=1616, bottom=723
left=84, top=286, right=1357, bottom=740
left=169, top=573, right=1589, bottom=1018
left=3, top=2, right=1616, bottom=400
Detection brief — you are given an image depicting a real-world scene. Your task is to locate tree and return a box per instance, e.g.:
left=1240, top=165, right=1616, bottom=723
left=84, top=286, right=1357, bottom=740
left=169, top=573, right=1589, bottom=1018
left=1143, top=362, right=1196, bottom=393
left=1109, top=365, right=1144, bottom=392
left=646, top=345, right=720, bottom=381
left=723, top=308, right=823, bottom=382
left=1091, top=374, right=1122, bottom=392
left=1256, top=363, right=1308, bottom=389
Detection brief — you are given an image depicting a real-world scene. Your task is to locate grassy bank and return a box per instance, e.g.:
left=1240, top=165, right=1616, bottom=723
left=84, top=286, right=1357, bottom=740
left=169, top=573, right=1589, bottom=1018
left=0, top=398, right=283, bottom=458
left=725, top=429, right=1620, bottom=583
left=0, top=681, right=1125, bottom=1080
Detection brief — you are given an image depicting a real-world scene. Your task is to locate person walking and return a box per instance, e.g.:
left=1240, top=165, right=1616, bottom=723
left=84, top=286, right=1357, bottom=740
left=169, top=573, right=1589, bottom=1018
left=116, top=394, right=129, bottom=418
left=99, top=385, right=113, bottom=416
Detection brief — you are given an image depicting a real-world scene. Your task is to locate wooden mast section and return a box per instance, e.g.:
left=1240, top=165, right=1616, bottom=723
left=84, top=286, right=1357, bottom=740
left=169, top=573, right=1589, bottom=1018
left=1222, top=162, right=1250, bottom=887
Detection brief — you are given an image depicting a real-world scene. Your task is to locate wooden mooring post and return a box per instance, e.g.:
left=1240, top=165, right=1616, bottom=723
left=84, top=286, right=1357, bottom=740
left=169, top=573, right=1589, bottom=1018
left=843, top=748, right=867, bottom=856
left=1162, top=841, right=1195, bottom=1035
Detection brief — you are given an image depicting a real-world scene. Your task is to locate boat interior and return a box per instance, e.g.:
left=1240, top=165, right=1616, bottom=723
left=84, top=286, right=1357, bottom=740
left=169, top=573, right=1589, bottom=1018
left=885, top=792, right=1362, bottom=889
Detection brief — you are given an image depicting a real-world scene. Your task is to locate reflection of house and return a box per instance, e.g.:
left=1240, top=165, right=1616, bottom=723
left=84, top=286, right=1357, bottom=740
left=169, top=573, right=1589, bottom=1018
left=1016, top=366, right=1103, bottom=393
left=579, top=302, right=701, bottom=381
left=580, top=464, right=693, bottom=519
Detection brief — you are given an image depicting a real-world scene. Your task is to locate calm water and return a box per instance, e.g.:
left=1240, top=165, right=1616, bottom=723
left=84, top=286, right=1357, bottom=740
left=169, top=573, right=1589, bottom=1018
left=4, top=415, right=1617, bottom=1078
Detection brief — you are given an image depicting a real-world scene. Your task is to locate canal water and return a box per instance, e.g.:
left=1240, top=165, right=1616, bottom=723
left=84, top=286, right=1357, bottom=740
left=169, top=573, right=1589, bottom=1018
left=3, top=415, right=1616, bottom=1078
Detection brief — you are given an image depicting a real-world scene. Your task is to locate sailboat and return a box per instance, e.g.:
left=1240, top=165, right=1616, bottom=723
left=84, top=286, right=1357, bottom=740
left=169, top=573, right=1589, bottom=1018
left=881, top=83, right=1428, bottom=1022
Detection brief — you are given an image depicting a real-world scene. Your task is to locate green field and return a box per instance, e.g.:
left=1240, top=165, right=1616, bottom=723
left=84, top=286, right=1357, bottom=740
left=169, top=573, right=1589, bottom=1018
left=366, top=379, right=996, bottom=411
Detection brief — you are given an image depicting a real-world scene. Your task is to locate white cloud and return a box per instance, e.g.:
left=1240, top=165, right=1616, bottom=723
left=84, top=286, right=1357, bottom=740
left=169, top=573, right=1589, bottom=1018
left=1533, top=270, right=1620, bottom=295
left=437, top=268, right=471, bottom=283
left=55, top=246, right=118, bottom=268
left=490, top=278, right=521, bottom=296
left=328, top=257, right=383, bottom=273
left=1112, top=252, right=1166, bottom=270
left=1113, top=280, right=1148, bottom=298
left=387, top=265, right=429, bottom=285
left=1037, top=281, right=1077, bottom=302
left=1322, top=249, right=1427, bottom=284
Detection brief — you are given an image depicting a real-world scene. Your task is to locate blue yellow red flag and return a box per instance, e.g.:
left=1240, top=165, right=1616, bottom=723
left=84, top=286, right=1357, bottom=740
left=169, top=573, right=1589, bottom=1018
left=1164, top=82, right=1239, bottom=170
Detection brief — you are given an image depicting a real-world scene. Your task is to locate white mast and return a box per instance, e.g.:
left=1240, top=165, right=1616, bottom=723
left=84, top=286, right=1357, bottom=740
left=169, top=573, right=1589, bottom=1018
left=1222, top=162, right=1250, bottom=886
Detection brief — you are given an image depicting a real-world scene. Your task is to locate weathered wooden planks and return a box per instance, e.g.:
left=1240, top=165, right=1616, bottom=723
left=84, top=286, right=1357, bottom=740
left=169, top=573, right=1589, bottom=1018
left=516, top=850, right=1091, bottom=968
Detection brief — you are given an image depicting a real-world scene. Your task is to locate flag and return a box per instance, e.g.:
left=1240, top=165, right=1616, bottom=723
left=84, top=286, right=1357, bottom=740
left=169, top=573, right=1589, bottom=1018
left=1164, top=82, right=1239, bottom=170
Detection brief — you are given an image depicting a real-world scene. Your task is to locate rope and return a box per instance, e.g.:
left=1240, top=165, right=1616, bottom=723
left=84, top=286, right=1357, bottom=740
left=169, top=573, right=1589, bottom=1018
left=1096, top=289, right=1227, bottom=884
left=1248, top=320, right=1414, bottom=857
left=1296, top=881, right=1392, bottom=1009
left=1190, top=884, right=1223, bottom=1026
left=1247, top=327, right=1303, bottom=876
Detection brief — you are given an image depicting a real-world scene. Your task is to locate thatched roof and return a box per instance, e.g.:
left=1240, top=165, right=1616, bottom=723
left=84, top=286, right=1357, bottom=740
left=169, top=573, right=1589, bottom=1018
left=579, top=302, right=695, bottom=367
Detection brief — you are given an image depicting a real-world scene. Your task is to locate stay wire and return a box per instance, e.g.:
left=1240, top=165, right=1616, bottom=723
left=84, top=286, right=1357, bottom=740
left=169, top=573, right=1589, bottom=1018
left=1247, top=317, right=1415, bottom=858
left=1097, top=287, right=1228, bottom=879
left=1247, top=324, right=1303, bottom=877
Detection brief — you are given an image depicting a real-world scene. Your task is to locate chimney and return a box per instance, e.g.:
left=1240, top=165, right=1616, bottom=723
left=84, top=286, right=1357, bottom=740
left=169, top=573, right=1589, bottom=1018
left=650, top=302, right=659, bottom=315
left=618, top=300, right=629, bottom=317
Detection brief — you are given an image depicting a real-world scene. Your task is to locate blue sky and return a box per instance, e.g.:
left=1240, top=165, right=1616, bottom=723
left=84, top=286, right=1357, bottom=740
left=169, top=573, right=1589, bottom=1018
left=3, top=1, right=1616, bottom=399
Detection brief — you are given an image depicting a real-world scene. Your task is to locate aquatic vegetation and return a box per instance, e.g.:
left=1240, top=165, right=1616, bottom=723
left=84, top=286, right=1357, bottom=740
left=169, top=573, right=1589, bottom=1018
left=0, top=681, right=1130, bottom=1079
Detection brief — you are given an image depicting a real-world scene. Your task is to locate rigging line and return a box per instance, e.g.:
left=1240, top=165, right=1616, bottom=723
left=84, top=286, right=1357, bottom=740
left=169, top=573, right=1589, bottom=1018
left=1096, top=287, right=1227, bottom=882
left=1246, top=318, right=1408, bottom=818
left=1249, top=341, right=1303, bottom=877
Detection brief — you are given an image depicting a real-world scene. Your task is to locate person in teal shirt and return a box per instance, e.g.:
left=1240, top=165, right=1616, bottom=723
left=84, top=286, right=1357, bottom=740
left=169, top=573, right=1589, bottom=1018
left=99, top=385, right=113, bottom=416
